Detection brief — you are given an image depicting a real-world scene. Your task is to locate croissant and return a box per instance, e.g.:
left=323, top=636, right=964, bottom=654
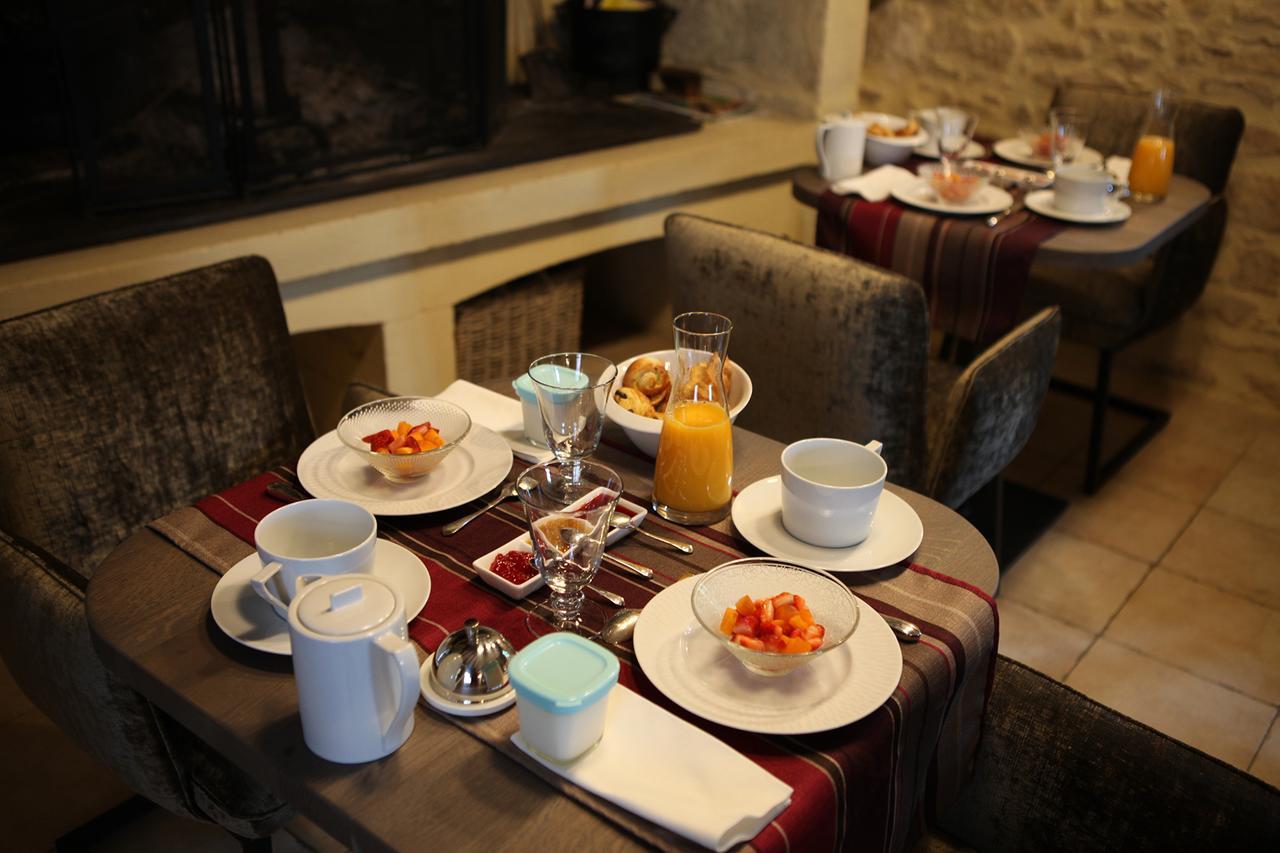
left=623, top=357, right=671, bottom=405
left=613, top=386, right=658, bottom=419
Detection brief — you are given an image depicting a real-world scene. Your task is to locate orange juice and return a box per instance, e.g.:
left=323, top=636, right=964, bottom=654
left=652, top=401, right=733, bottom=519
left=1129, top=134, right=1175, bottom=202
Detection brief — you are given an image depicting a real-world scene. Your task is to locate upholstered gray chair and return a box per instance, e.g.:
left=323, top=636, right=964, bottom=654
left=0, top=257, right=314, bottom=845
left=1022, top=83, right=1245, bottom=493
left=665, top=213, right=1060, bottom=513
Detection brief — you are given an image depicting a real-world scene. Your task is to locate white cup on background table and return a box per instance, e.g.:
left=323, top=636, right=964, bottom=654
left=815, top=114, right=868, bottom=182
left=780, top=437, right=886, bottom=548
left=1053, top=164, right=1120, bottom=216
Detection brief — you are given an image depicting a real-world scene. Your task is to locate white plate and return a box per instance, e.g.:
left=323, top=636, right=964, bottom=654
left=297, top=425, right=513, bottom=516
left=1024, top=189, right=1132, bottom=224
left=633, top=577, right=902, bottom=735
left=471, top=492, right=649, bottom=598
left=210, top=539, right=431, bottom=655
left=890, top=180, right=1014, bottom=216
left=419, top=660, right=516, bottom=718
left=991, top=138, right=1103, bottom=169
left=731, top=477, right=923, bottom=573
left=912, top=139, right=986, bottom=160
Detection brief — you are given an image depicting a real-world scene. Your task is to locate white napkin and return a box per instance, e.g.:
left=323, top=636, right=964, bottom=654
left=830, top=164, right=917, bottom=202
left=1105, top=155, right=1132, bottom=186
left=512, top=688, right=792, bottom=852
left=435, top=379, right=552, bottom=464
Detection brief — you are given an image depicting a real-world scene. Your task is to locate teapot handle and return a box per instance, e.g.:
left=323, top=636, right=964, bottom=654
left=375, top=633, right=420, bottom=750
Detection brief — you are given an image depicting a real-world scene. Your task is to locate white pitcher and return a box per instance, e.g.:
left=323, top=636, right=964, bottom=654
left=288, top=573, right=419, bottom=764
left=815, top=114, right=868, bottom=181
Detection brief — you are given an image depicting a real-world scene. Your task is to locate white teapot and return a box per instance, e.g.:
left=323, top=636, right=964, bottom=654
left=815, top=113, right=868, bottom=181
left=287, top=574, right=420, bottom=764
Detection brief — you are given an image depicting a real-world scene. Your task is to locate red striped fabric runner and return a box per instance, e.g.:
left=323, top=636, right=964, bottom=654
left=184, top=467, right=998, bottom=852
left=815, top=172, right=1063, bottom=345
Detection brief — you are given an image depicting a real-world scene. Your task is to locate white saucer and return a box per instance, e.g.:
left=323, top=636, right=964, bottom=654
left=912, top=139, right=986, bottom=160
left=210, top=539, right=431, bottom=655
left=991, top=138, right=1103, bottom=169
left=891, top=180, right=1013, bottom=216
left=1024, top=189, right=1132, bottom=224
left=633, top=577, right=902, bottom=735
left=419, top=660, right=516, bottom=717
left=731, top=477, right=923, bottom=573
left=296, top=425, right=512, bottom=516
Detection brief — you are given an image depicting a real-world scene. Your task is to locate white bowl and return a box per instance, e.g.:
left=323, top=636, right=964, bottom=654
left=856, top=111, right=928, bottom=166
left=605, top=349, right=752, bottom=458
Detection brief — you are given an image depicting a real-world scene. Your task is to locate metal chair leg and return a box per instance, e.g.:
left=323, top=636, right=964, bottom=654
left=1085, top=350, right=1113, bottom=494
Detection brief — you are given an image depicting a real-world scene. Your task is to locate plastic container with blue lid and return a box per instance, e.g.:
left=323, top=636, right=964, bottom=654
left=509, top=632, right=619, bottom=762
left=513, top=365, right=588, bottom=447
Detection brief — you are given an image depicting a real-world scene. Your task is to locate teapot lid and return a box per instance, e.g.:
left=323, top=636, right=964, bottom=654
left=295, top=575, right=398, bottom=637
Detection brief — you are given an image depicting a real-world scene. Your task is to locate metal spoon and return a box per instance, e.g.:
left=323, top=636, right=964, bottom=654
left=883, top=615, right=922, bottom=643
left=598, top=608, right=641, bottom=645
left=611, top=513, right=693, bottom=555
left=442, top=479, right=519, bottom=536
left=557, top=526, right=654, bottom=580
left=587, top=585, right=625, bottom=607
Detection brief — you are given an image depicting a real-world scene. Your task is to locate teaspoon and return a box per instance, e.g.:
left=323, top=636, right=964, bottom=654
left=598, top=608, right=641, bottom=645
left=611, top=513, right=693, bottom=554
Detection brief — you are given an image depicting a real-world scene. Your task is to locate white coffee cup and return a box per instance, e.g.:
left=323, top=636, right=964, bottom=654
left=250, top=499, right=378, bottom=619
left=1053, top=165, right=1119, bottom=216
left=815, top=115, right=868, bottom=181
left=781, top=438, right=886, bottom=548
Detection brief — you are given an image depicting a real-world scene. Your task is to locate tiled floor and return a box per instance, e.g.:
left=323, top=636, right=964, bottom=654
left=3, top=344, right=1277, bottom=849
left=999, top=348, right=1280, bottom=786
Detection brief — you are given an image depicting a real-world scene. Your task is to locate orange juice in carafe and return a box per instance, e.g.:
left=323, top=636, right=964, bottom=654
left=652, top=402, right=733, bottom=515
left=1129, top=134, right=1175, bottom=202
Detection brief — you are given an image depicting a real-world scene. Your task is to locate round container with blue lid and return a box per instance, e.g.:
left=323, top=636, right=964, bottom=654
left=509, top=631, right=619, bottom=762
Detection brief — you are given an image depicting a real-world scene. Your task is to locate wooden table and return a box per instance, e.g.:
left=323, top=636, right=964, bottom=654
left=86, top=423, right=997, bottom=851
left=791, top=166, right=1211, bottom=268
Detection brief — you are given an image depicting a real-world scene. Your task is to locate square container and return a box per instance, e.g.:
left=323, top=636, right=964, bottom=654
left=509, top=632, right=619, bottom=763
left=511, top=372, right=545, bottom=447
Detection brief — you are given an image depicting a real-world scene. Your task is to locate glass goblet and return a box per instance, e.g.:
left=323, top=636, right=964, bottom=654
left=528, top=352, right=618, bottom=464
left=518, top=459, right=622, bottom=637
left=1048, top=106, right=1090, bottom=175
left=935, top=107, right=979, bottom=175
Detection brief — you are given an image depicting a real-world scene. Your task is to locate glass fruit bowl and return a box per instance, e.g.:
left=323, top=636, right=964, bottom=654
left=691, top=558, right=859, bottom=677
left=337, top=397, right=471, bottom=483
left=918, top=162, right=989, bottom=205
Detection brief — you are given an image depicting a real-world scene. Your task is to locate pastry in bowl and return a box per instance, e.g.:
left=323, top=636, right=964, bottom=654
left=691, top=559, right=859, bottom=677
left=337, top=397, right=470, bottom=483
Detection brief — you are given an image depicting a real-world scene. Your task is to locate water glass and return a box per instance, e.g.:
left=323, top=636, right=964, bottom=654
left=1048, top=106, right=1090, bottom=173
left=528, top=353, right=617, bottom=463
left=518, top=460, right=622, bottom=636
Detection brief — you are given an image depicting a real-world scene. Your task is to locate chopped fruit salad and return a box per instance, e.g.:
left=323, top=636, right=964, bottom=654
left=718, top=592, right=826, bottom=654
left=361, top=420, right=445, bottom=455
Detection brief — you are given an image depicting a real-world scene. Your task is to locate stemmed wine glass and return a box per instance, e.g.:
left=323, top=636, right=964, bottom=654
left=519, top=459, right=622, bottom=637
left=935, top=107, right=979, bottom=174
left=528, top=352, right=617, bottom=468
left=1048, top=106, right=1090, bottom=176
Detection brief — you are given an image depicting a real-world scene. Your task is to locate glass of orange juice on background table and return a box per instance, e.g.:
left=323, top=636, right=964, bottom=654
left=1129, top=88, right=1178, bottom=203
left=651, top=312, right=735, bottom=526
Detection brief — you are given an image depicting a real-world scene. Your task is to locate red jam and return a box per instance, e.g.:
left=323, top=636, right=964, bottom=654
left=490, top=550, right=537, bottom=584
left=578, top=492, right=632, bottom=515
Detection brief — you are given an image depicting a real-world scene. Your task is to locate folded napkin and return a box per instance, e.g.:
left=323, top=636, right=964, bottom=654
left=436, top=379, right=552, bottom=464
left=512, top=688, right=792, bottom=852
left=1105, top=155, right=1132, bottom=186
left=831, top=164, right=917, bottom=202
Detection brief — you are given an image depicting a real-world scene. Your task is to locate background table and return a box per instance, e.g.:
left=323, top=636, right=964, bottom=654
left=86, top=423, right=997, bottom=851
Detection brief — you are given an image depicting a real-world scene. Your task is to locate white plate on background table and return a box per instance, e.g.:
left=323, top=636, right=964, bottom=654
left=912, top=139, right=986, bottom=160
left=991, top=137, right=1103, bottom=170
left=210, top=539, right=431, bottom=655
left=1023, top=189, right=1133, bottom=225
left=633, top=577, right=902, bottom=735
left=297, top=424, right=512, bottom=516
left=890, top=180, right=1013, bottom=217
left=731, top=477, right=923, bottom=573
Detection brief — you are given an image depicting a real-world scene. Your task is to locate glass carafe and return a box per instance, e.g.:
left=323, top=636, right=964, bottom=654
left=651, top=312, right=734, bottom=525
left=1129, top=88, right=1178, bottom=203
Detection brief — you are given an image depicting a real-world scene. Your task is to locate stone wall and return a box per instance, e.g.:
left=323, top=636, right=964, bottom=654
left=857, top=0, right=1280, bottom=414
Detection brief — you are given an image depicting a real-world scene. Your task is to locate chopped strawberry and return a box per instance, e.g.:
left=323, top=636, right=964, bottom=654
left=732, top=614, right=759, bottom=635
left=763, top=634, right=789, bottom=653
left=718, top=590, right=826, bottom=653
left=771, top=593, right=794, bottom=609
left=361, top=429, right=396, bottom=452
left=793, top=594, right=807, bottom=611
left=734, top=635, right=766, bottom=651
left=759, top=599, right=775, bottom=623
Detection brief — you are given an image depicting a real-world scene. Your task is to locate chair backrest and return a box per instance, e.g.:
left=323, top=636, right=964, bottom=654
left=0, top=256, right=315, bottom=576
left=664, top=214, right=930, bottom=489
left=1051, top=82, right=1245, bottom=195
left=925, top=308, right=1061, bottom=507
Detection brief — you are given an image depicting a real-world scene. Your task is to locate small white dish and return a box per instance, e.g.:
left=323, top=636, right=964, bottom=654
left=471, top=490, right=648, bottom=598
left=1024, top=189, right=1132, bottom=224
left=912, top=139, right=986, bottom=160
left=296, top=424, right=512, bottom=516
left=633, top=577, right=903, bottom=735
left=731, top=477, right=923, bottom=573
left=210, top=538, right=431, bottom=655
left=419, top=659, right=516, bottom=718
left=991, top=137, right=1103, bottom=170
left=891, top=180, right=1014, bottom=216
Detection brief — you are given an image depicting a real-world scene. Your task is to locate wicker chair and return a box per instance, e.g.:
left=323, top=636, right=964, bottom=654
left=664, top=213, right=1060, bottom=514
left=0, top=257, right=314, bottom=846
left=1022, top=83, right=1245, bottom=493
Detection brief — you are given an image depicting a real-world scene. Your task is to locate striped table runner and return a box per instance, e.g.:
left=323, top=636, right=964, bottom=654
left=815, top=178, right=1063, bottom=345
left=155, top=464, right=998, bottom=853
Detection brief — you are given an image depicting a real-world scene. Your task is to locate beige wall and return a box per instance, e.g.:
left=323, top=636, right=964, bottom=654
left=857, top=0, right=1280, bottom=414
